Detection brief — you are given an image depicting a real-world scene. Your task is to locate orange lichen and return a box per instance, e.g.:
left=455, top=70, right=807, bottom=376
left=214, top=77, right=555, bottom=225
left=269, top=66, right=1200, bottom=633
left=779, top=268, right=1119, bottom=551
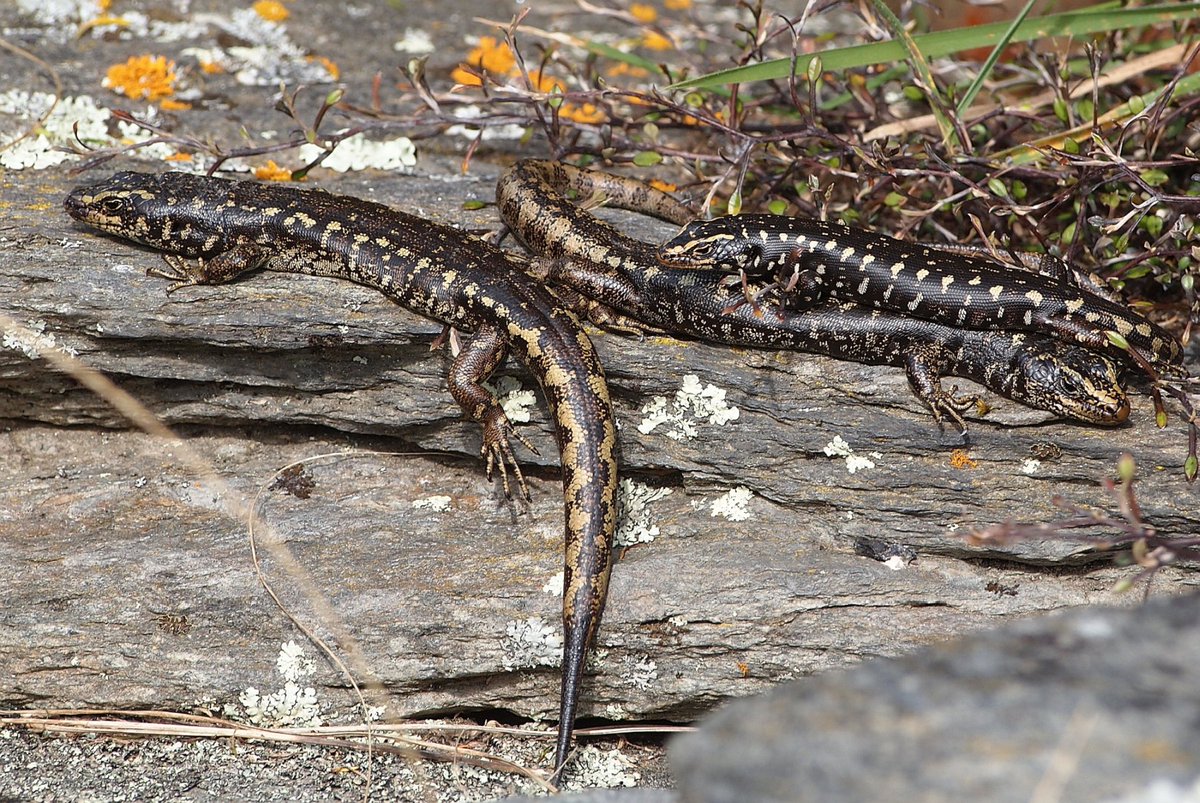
left=630, top=3, right=658, bottom=23
left=102, top=55, right=178, bottom=102
left=159, top=98, right=192, bottom=111
left=253, top=0, right=289, bottom=23
left=641, top=31, right=673, bottom=51
left=308, top=55, right=340, bottom=80
left=165, top=152, right=194, bottom=162
left=607, top=62, right=650, bottom=79
left=199, top=59, right=225, bottom=74
left=255, top=160, right=294, bottom=181
left=664, top=0, right=691, bottom=8
left=949, top=449, right=979, bottom=470
left=451, top=36, right=516, bottom=86
left=648, top=179, right=677, bottom=193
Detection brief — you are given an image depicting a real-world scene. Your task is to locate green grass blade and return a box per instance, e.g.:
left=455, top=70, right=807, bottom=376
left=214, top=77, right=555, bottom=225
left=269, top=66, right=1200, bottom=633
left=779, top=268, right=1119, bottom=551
left=868, top=0, right=958, bottom=148
left=957, top=0, right=1039, bottom=114
left=669, top=2, right=1200, bottom=89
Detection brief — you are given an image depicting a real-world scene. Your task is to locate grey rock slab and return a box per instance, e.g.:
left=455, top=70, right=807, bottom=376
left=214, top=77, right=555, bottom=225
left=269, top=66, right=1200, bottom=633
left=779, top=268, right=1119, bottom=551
left=671, top=592, right=1200, bottom=803
left=3, top=164, right=1200, bottom=730
left=8, top=421, right=1173, bottom=726
left=500, top=790, right=678, bottom=803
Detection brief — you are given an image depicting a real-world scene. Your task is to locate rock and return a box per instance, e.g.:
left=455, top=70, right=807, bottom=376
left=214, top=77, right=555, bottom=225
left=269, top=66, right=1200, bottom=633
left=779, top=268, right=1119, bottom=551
left=2, top=167, right=1198, bottom=729
left=671, top=592, right=1200, bottom=803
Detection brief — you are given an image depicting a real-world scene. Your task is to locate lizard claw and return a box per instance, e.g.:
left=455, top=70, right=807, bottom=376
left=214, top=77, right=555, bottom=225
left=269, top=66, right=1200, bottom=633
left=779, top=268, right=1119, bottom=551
left=480, top=409, right=533, bottom=501
left=148, top=255, right=203, bottom=294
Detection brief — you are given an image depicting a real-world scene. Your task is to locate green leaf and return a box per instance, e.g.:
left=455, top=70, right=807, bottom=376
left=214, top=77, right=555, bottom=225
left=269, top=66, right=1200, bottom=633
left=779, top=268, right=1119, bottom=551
left=728, top=191, right=743, bottom=216
left=902, top=85, right=924, bottom=102
left=1141, top=215, right=1163, bottom=237
left=1105, top=330, right=1131, bottom=351
left=1012, top=179, right=1027, bottom=200
left=632, top=151, right=662, bottom=167
left=462, top=199, right=486, bottom=211
left=1123, top=264, right=1152, bottom=280
left=884, top=192, right=906, bottom=207
left=987, top=178, right=1008, bottom=198
left=1140, top=168, right=1169, bottom=187
left=767, top=199, right=788, bottom=215
left=956, top=0, right=1038, bottom=114
left=1053, top=97, right=1069, bottom=123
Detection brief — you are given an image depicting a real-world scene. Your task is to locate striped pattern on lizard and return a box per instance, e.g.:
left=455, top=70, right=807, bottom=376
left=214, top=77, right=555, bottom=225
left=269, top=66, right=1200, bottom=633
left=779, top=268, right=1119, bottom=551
left=657, top=215, right=1184, bottom=376
left=64, top=170, right=617, bottom=779
left=496, top=159, right=1130, bottom=429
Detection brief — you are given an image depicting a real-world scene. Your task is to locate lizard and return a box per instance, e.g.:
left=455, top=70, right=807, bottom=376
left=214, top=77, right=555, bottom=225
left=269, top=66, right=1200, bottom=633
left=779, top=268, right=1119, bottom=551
left=656, top=215, right=1184, bottom=377
left=64, top=170, right=617, bottom=779
left=495, top=159, right=1130, bottom=429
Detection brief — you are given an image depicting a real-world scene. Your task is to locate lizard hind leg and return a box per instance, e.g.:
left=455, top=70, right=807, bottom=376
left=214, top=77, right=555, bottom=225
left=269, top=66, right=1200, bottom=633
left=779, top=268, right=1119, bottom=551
left=447, top=324, right=540, bottom=501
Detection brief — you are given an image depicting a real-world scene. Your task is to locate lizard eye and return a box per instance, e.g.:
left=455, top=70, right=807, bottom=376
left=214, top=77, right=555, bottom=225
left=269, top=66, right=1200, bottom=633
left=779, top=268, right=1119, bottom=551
left=1059, top=374, right=1083, bottom=395
left=689, top=242, right=714, bottom=257
left=100, top=196, right=126, bottom=214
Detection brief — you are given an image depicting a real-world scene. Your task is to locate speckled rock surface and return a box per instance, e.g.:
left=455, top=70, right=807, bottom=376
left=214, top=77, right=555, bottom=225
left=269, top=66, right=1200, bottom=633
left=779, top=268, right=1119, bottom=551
left=671, top=592, right=1200, bottom=803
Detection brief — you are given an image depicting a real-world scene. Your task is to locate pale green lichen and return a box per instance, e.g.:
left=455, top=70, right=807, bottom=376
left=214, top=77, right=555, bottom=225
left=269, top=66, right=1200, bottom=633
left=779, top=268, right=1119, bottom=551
left=822, top=435, right=880, bottom=474
left=710, top=486, right=753, bottom=521
left=226, top=641, right=323, bottom=728
left=614, top=478, right=673, bottom=547
left=487, top=375, right=536, bottom=424
left=560, top=746, right=641, bottom=791
left=2, top=319, right=79, bottom=359
left=413, top=495, right=453, bottom=512
left=500, top=617, right=562, bottom=671
left=637, top=373, right=739, bottom=440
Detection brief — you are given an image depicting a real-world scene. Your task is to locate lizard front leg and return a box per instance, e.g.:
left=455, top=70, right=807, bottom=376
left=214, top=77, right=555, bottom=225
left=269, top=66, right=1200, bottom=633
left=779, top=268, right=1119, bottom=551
left=903, top=344, right=985, bottom=434
left=148, top=243, right=268, bottom=294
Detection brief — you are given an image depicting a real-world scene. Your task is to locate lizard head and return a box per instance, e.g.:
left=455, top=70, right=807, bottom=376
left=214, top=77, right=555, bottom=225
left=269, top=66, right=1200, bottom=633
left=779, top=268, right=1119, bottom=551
left=65, top=171, right=230, bottom=256
left=1014, top=340, right=1131, bottom=425
left=658, top=219, right=760, bottom=270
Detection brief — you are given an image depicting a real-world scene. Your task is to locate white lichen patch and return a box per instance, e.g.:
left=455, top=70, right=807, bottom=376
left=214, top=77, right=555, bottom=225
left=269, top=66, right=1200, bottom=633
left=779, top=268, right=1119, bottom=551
left=500, top=617, right=562, bottom=671
left=393, top=27, right=436, bottom=54
left=614, top=478, right=673, bottom=547
left=276, top=639, right=315, bottom=682
left=561, top=746, right=641, bottom=791
left=225, top=641, right=323, bottom=728
left=637, top=374, right=739, bottom=440
left=0, top=90, right=181, bottom=169
left=485, top=375, right=536, bottom=424
left=236, top=682, right=323, bottom=728
left=412, top=494, right=452, bottom=512
left=710, top=486, right=753, bottom=521
left=1021, top=458, right=1041, bottom=475
left=298, top=132, right=417, bottom=173
left=16, top=0, right=104, bottom=26
left=209, top=8, right=333, bottom=86
left=823, top=435, right=878, bottom=474
left=618, top=654, right=659, bottom=690
left=444, top=105, right=529, bottom=142
left=542, top=570, right=564, bottom=596
left=2, top=319, right=79, bottom=359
